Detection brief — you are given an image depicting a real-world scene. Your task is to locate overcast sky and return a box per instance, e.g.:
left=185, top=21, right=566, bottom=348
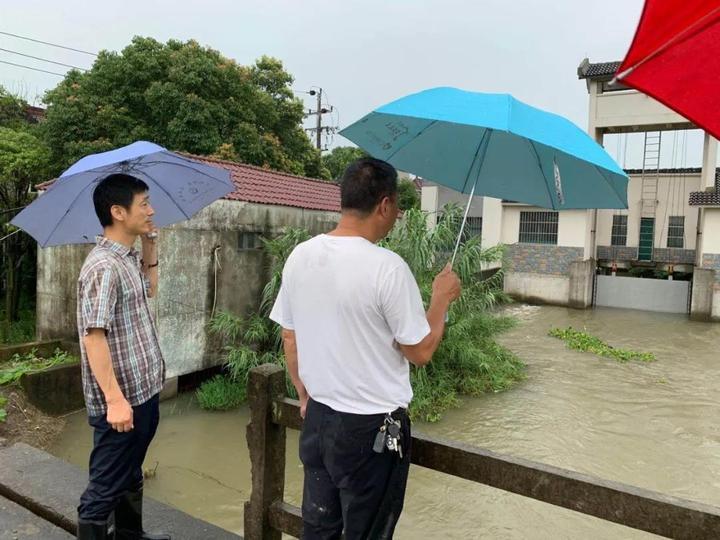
left=1, top=1, right=708, bottom=169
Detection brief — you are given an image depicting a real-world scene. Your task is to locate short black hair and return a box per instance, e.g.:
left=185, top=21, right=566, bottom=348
left=92, top=173, right=149, bottom=227
left=340, top=158, right=398, bottom=215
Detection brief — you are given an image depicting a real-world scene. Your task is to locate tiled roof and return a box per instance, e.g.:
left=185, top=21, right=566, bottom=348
left=184, top=154, right=340, bottom=212
left=577, top=59, right=622, bottom=80
left=36, top=153, right=341, bottom=213
left=625, top=167, right=703, bottom=175
left=690, top=170, right=720, bottom=207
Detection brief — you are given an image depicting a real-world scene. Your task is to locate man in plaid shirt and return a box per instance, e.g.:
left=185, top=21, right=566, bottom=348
left=76, top=173, right=169, bottom=540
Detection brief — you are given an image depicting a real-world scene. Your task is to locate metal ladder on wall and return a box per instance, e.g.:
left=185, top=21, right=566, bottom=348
left=638, top=132, right=662, bottom=261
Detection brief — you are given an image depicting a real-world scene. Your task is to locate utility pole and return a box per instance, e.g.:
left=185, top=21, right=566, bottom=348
left=305, top=87, right=335, bottom=151
left=315, top=88, right=323, bottom=150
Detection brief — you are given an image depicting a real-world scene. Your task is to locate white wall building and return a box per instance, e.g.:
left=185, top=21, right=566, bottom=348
left=421, top=60, right=720, bottom=320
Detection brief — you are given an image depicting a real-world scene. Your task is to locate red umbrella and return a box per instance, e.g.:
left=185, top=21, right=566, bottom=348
left=616, top=1, right=720, bottom=139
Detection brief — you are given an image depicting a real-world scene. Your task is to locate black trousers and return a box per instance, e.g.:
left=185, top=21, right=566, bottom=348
left=299, top=398, right=411, bottom=540
left=78, top=394, right=160, bottom=521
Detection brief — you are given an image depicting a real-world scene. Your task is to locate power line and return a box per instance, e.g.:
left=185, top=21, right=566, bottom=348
left=0, top=30, right=97, bottom=56
left=0, top=47, right=87, bottom=71
left=0, top=59, right=65, bottom=76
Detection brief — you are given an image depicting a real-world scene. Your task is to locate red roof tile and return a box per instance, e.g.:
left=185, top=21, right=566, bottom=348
left=36, top=153, right=342, bottom=213
left=184, top=154, right=341, bottom=213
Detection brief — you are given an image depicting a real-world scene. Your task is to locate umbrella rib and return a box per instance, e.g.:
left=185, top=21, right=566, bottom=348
left=459, top=129, right=491, bottom=194
left=384, top=120, right=439, bottom=162
left=593, top=165, right=628, bottom=209
left=40, top=181, right=98, bottom=247
left=141, top=173, right=193, bottom=220
left=615, top=6, right=720, bottom=81
left=527, top=140, right=556, bottom=209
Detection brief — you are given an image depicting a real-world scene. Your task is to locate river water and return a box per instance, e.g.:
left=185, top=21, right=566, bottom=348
left=52, top=305, right=720, bottom=539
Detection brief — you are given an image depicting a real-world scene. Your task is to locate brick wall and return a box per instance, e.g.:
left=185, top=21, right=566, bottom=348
left=505, top=244, right=584, bottom=276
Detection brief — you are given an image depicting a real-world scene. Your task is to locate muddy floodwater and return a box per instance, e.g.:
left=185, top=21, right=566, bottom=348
left=52, top=305, right=720, bottom=539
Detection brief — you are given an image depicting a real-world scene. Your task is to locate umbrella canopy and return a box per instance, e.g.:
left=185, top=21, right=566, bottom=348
left=616, top=1, right=720, bottom=139
left=340, top=87, right=628, bottom=210
left=12, top=141, right=234, bottom=247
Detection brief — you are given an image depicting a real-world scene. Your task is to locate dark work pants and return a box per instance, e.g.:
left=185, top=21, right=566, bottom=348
left=78, top=394, right=160, bottom=521
left=299, top=398, right=411, bottom=540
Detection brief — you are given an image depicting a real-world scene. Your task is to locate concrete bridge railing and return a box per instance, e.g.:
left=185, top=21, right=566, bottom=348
left=244, top=363, right=720, bottom=539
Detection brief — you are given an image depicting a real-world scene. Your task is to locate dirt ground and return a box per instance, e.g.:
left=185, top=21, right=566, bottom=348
left=0, top=386, right=67, bottom=451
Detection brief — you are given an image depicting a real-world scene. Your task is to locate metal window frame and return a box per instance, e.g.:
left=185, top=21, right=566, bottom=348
left=518, top=211, right=558, bottom=245
left=611, top=215, right=628, bottom=247
left=667, top=216, right=684, bottom=249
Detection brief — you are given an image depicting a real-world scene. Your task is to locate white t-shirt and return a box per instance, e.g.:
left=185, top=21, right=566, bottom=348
left=269, top=234, right=430, bottom=414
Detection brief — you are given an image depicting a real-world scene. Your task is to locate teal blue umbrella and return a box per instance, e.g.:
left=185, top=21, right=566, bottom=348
left=341, top=87, right=628, bottom=261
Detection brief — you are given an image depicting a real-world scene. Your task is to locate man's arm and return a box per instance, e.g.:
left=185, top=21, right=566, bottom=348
left=83, top=328, right=133, bottom=431
left=399, top=264, right=461, bottom=367
left=141, top=233, right=158, bottom=298
left=281, top=328, right=308, bottom=418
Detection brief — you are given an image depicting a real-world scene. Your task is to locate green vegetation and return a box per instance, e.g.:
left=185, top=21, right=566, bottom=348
left=196, top=375, right=246, bottom=410
left=548, top=327, right=656, bottom=363
left=198, top=205, right=525, bottom=422
left=0, top=396, right=6, bottom=423
left=0, top=309, right=35, bottom=345
left=41, top=37, right=328, bottom=178
left=0, top=348, right=77, bottom=386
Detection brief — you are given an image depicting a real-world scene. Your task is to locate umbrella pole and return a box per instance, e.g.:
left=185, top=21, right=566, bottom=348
left=448, top=128, right=491, bottom=269
left=450, top=177, right=478, bottom=268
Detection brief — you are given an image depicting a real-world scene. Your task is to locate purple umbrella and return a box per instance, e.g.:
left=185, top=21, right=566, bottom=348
left=12, top=141, right=234, bottom=247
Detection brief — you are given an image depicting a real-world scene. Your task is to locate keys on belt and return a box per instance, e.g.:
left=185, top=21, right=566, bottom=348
left=373, top=413, right=403, bottom=459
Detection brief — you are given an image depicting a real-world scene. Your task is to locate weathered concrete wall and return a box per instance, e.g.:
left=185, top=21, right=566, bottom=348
left=568, top=259, right=595, bottom=309
left=36, top=244, right=93, bottom=341
left=504, top=272, right=570, bottom=306
left=20, top=363, right=84, bottom=415
left=503, top=244, right=586, bottom=307
left=36, top=199, right=339, bottom=380
left=596, top=275, right=690, bottom=314
left=690, top=269, right=714, bottom=321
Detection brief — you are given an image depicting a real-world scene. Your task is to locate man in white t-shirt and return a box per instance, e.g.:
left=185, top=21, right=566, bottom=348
left=270, top=158, right=461, bottom=539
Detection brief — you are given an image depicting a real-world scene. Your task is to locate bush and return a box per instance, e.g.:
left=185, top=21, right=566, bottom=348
left=0, top=396, right=6, bottom=423
left=0, top=309, right=35, bottom=345
left=196, top=375, right=246, bottom=410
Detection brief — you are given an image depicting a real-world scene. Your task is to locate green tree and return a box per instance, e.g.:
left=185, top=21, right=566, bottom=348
left=41, top=37, right=328, bottom=178
left=0, top=87, right=27, bottom=129
left=321, top=146, right=368, bottom=180
left=0, top=124, right=51, bottom=339
left=398, top=179, right=420, bottom=211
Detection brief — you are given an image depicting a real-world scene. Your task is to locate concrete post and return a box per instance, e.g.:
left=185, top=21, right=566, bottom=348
left=568, top=259, right=596, bottom=309
left=421, top=185, right=439, bottom=230
left=690, top=268, right=715, bottom=321
left=244, top=364, right=287, bottom=540
left=701, top=133, right=718, bottom=191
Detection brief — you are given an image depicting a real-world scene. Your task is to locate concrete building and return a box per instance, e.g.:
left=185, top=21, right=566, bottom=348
left=36, top=155, right=341, bottom=392
left=422, top=59, right=720, bottom=319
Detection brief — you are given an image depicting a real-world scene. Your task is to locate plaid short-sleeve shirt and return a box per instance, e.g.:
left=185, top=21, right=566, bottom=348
left=77, top=236, right=165, bottom=416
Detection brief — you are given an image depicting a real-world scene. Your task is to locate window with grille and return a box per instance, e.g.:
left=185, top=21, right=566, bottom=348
left=465, top=216, right=482, bottom=239
left=238, top=232, right=263, bottom=250
left=611, top=215, right=628, bottom=246
left=667, top=216, right=684, bottom=248
left=519, top=211, right=558, bottom=244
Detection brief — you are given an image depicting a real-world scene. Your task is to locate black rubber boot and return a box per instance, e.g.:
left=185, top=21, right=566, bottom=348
left=77, top=518, right=113, bottom=539
left=114, top=488, right=171, bottom=540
